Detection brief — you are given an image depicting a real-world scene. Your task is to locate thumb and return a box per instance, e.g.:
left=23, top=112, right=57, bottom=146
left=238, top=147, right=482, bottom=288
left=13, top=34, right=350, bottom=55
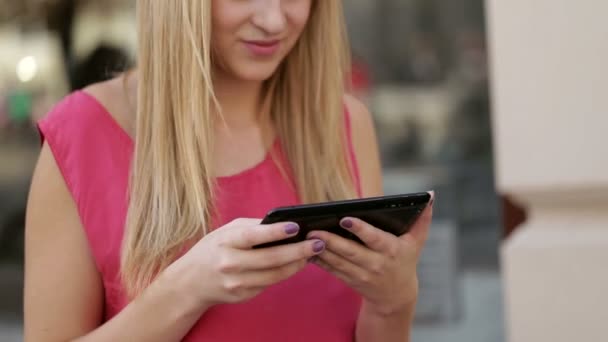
left=406, top=191, right=434, bottom=246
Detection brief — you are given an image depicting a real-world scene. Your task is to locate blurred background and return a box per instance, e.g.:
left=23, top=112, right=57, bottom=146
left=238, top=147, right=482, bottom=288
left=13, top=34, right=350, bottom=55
left=0, top=0, right=523, bottom=341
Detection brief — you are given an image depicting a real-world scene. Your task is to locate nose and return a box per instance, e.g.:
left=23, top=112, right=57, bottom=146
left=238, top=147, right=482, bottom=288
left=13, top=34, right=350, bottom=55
left=252, top=0, right=287, bottom=36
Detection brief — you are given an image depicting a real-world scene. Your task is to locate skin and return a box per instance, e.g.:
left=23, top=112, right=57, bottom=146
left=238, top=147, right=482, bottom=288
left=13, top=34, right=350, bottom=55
left=339, top=96, right=434, bottom=341
left=24, top=1, right=432, bottom=341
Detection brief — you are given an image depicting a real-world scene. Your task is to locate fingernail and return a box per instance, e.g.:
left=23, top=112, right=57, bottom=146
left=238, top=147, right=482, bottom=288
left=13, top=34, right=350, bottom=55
left=285, top=223, right=300, bottom=235
left=341, top=219, right=353, bottom=229
left=313, top=240, right=326, bottom=253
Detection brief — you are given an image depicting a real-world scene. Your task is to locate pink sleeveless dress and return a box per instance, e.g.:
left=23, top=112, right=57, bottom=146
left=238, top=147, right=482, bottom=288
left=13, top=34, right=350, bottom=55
left=38, top=91, right=362, bottom=341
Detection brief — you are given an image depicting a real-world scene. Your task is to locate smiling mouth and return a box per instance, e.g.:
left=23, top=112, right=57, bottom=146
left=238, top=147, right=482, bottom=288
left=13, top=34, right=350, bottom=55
left=243, top=40, right=281, bottom=57
left=245, top=40, right=280, bottom=46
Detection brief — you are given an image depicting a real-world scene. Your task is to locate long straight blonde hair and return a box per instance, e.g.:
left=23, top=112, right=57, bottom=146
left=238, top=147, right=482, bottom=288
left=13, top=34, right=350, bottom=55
left=121, top=0, right=357, bottom=297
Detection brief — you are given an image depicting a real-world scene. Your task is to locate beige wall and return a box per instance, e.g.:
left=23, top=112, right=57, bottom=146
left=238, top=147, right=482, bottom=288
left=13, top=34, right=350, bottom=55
left=488, top=0, right=608, bottom=193
left=486, top=0, right=608, bottom=341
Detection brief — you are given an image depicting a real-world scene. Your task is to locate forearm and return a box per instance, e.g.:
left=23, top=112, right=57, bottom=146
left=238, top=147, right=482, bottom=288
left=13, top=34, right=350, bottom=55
left=74, top=265, right=208, bottom=342
left=355, top=300, right=415, bottom=342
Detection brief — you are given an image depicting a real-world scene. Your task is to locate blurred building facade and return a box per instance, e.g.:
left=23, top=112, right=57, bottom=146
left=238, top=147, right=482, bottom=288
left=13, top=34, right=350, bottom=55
left=487, top=0, right=608, bottom=341
left=0, top=1, right=502, bottom=341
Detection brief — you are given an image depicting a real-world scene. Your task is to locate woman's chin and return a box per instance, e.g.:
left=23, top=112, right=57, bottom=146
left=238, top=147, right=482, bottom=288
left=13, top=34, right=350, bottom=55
left=237, top=71, right=277, bottom=82
left=231, top=63, right=281, bottom=82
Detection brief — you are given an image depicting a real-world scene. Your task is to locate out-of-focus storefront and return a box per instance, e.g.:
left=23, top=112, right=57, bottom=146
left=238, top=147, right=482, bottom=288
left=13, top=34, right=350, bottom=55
left=0, top=3, right=137, bottom=337
left=0, top=1, right=502, bottom=341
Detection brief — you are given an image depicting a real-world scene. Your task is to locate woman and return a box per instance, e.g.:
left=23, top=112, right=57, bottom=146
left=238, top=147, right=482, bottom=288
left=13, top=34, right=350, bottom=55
left=24, top=1, right=433, bottom=341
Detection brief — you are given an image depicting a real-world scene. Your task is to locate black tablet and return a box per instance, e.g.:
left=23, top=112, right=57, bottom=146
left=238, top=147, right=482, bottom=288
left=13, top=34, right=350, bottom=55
left=254, top=192, right=431, bottom=248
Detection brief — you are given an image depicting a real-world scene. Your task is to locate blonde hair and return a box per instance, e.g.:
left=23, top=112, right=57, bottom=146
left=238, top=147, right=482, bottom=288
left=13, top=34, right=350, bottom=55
left=121, top=0, right=356, bottom=297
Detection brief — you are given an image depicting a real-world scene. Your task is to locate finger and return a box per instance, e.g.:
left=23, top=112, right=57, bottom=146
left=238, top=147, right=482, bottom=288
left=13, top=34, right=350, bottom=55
left=317, top=249, right=370, bottom=282
left=313, top=252, right=359, bottom=287
left=244, top=259, right=309, bottom=288
left=406, top=191, right=435, bottom=245
left=235, top=239, right=326, bottom=271
left=306, top=230, right=383, bottom=270
left=226, top=218, right=263, bottom=226
left=337, top=217, right=396, bottom=252
left=229, top=221, right=301, bottom=249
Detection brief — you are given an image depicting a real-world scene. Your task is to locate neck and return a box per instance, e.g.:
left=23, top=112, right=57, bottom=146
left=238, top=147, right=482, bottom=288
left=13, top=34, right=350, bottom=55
left=213, top=71, right=266, bottom=129
left=127, top=69, right=270, bottom=131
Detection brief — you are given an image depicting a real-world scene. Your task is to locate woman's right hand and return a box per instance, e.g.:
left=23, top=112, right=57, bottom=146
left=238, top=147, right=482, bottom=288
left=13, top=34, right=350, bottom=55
left=168, top=218, right=325, bottom=308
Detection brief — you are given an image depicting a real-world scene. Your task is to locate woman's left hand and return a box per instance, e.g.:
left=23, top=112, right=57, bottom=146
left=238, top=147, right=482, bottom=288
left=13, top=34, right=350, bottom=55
left=307, top=195, right=434, bottom=316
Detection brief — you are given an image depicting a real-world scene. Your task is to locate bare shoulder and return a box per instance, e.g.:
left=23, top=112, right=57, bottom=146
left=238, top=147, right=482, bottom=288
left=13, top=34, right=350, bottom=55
left=344, top=94, right=373, bottom=131
left=343, top=94, right=384, bottom=197
left=24, top=144, right=103, bottom=340
left=344, top=94, right=377, bottom=154
left=82, top=75, right=136, bottom=137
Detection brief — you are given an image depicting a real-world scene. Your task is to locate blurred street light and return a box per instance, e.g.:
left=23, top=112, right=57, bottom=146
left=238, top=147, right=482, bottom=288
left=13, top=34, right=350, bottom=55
left=16, top=56, right=38, bottom=83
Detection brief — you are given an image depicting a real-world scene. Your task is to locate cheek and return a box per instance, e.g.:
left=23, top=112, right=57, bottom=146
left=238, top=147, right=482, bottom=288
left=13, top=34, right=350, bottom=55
left=210, top=33, right=232, bottom=69
left=287, top=1, right=312, bottom=35
left=211, top=3, right=248, bottom=64
left=280, top=2, right=312, bottom=53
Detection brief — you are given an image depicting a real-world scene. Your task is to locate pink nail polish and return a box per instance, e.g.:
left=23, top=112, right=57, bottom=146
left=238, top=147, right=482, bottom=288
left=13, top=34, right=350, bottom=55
left=313, top=240, right=326, bottom=253
left=341, top=219, right=353, bottom=229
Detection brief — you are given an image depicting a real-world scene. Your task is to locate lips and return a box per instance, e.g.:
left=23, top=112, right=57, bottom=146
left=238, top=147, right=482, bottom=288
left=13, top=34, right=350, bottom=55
left=243, top=40, right=281, bottom=57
